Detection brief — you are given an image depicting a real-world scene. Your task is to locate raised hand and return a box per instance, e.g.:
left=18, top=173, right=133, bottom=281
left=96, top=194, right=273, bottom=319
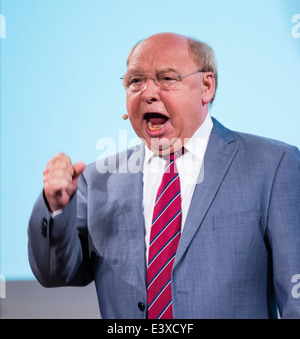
left=43, top=153, right=86, bottom=212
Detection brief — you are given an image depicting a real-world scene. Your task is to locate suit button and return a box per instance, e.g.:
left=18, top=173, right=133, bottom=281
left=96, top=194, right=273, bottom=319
left=41, top=218, right=48, bottom=237
left=138, top=302, right=145, bottom=312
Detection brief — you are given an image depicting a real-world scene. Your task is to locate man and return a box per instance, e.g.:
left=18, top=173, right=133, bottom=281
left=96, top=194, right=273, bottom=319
left=28, top=32, right=300, bottom=319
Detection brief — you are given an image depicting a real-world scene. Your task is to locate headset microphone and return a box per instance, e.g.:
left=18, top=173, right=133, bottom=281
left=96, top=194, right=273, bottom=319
left=122, top=114, right=129, bottom=120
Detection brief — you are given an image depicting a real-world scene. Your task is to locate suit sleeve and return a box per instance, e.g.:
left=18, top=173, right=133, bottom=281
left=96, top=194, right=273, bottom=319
left=27, top=175, right=93, bottom=287
left=267, top=145, right=300, bottom=318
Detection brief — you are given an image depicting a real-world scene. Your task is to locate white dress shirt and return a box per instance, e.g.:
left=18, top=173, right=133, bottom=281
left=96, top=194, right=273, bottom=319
left=142, top=114, right=213, bottom=263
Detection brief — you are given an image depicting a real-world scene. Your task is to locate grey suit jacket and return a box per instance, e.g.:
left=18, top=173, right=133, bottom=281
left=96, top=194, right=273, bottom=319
left=28, top=118, right=300, bottom=319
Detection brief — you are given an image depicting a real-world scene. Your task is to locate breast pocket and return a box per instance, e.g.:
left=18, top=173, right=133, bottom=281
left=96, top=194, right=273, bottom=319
left=213, top=209, right=261, bottom=229
left=213, top=209, right=265, bottom=258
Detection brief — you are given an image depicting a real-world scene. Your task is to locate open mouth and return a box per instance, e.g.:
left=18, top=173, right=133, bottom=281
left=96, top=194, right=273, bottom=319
left=144, top=113, right=169, bottom=131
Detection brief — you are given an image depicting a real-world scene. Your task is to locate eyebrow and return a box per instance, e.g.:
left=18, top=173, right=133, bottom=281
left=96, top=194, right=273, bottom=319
left=126, top=67, right=180, bottom=75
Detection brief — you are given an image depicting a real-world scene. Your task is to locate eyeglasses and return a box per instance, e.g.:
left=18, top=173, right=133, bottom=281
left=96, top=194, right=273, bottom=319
left=121, top=70, right=204, bottom=92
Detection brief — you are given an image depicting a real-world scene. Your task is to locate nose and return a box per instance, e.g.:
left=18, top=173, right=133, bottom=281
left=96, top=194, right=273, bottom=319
left=141, top=78, right=160, bottom=104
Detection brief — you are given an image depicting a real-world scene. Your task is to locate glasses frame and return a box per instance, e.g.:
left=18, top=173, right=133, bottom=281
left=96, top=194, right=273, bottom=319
left=177, top=70, right=205, bottom=79
left=120, top=69, right=205, bottom=91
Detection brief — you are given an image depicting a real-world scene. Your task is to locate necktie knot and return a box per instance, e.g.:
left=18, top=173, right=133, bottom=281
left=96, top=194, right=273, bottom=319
left=163, top=147, right=184, bottom=163
left=174, top=147, right=184, bottom=158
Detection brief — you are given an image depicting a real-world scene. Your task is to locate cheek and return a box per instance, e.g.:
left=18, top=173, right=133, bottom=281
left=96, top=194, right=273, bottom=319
left=126, top=94, right=140, bottom=118
left=162, top=95, right=185, bottom=125
left=126, top=95, right=145, bottom=139
left=126, top=96, right=132, bottom=116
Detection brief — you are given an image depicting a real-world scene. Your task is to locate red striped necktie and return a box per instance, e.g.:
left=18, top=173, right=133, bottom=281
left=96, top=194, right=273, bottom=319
left=147, top=151, right=182, bottom=319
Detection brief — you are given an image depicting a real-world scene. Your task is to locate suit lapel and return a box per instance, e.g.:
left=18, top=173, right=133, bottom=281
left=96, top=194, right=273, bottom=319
left=174, top=119, right=238, bottom=268
left=118, top=145, right=147, bottom=288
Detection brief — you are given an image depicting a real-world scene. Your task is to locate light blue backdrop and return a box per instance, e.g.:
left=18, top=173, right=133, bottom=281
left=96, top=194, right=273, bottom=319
left=0, top=0, right=299, bottom=280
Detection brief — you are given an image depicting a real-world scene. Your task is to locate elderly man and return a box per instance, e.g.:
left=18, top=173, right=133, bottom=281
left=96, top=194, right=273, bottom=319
left=28, top=32, right=300, bottom=319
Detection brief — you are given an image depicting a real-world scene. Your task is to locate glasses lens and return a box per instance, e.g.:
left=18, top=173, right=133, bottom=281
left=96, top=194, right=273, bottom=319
left=123, top=74, right=145, bottom=91
left=157, top=72, right=179, bottom=88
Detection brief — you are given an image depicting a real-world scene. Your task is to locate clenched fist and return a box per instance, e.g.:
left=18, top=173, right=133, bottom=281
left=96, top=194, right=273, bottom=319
left=43, top=153, right=86, bottom=212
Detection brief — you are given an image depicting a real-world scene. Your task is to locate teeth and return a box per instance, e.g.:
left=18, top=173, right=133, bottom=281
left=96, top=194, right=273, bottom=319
left=147, top=121, right=165, bottom=131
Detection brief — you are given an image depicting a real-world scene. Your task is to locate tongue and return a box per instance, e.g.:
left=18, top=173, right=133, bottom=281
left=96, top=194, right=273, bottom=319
left=149, top=117, right=168, bottom=125
left=147, top=113, right=168, bottom=126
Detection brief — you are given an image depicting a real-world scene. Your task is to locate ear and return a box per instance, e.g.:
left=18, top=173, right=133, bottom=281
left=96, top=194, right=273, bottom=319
left=201, top=72, right=216, bottom=105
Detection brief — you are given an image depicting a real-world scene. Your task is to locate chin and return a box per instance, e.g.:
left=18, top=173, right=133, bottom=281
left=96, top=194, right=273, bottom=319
left=145, top=136, right=183, bottom=156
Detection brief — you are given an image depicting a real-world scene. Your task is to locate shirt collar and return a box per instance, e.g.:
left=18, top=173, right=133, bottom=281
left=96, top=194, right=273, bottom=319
left=144, top=113, right=213, bottom=165
left=183, top=113, right=213, bottom=160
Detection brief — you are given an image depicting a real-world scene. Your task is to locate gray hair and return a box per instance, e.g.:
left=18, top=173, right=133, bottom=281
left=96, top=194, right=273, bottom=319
left=188, top=37, right=218, bottom=104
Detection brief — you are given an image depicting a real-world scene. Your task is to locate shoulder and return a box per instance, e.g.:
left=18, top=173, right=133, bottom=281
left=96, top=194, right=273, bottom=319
left=233, top=131, right=300, bottom=168
left=212, top=117, right=300, bottom=161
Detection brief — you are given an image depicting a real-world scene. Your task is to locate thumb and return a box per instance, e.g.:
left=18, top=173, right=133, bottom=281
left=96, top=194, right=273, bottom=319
left=65, top=161, right=86, bottom=197
left=72, top=161, right=86, bottom=179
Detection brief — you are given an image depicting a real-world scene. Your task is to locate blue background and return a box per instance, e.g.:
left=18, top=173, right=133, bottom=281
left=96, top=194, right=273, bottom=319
left=0, top=0, right=299, bottom=280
